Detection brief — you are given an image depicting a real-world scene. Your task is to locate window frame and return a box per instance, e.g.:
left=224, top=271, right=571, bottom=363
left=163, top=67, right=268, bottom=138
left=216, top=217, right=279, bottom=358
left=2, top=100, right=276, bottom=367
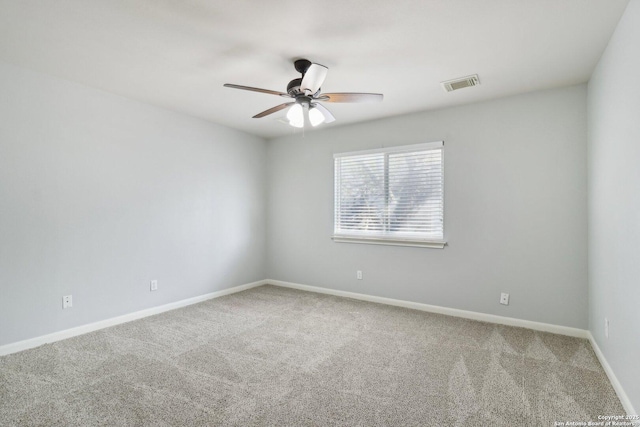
left=332, top=141, right=446, bottom=249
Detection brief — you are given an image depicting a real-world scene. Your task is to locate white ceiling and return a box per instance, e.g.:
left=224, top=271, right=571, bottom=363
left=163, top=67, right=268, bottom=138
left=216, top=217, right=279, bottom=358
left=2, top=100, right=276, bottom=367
left=0, top=0, right=629, bottom=139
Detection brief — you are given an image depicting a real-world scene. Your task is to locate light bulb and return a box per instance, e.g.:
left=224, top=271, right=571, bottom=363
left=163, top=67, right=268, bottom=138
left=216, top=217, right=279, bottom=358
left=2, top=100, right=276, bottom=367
left=308, top=106, right=325, bottom=127
left=286, top=104, right=304, bottom=128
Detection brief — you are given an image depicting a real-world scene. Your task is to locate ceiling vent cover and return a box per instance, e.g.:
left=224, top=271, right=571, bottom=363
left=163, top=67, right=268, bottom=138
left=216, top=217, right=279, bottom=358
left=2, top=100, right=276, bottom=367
left=441, top=74, right=480, bottom=92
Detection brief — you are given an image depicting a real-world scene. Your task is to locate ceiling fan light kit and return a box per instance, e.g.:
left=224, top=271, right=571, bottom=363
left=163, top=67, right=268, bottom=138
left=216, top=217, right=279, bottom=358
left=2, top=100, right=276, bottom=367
left=286, top=103, right=304, bottom=128
left=224, top=59, right=383, bottom=129
left=308, top=105, right=325, bottom=127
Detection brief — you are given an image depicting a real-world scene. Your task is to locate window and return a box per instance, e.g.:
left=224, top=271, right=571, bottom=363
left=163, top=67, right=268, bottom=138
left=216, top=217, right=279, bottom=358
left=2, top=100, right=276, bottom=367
left=333, top=141, right=444, bottom=248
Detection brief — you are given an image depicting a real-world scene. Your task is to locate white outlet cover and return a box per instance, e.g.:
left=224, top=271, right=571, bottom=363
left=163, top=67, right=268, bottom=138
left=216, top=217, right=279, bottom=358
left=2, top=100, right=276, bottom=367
left=356, top=270, right=363, bottom=280
left=62, top=295, right=72, bottom=309
left=150, top=280, right=158, bottom=291
left=500, top=293, right=509, bottom=305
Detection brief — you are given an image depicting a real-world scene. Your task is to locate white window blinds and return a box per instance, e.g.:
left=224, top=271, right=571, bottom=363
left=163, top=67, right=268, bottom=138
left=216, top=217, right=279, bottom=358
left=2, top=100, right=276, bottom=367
left=333, top=142, right=444, bottom=248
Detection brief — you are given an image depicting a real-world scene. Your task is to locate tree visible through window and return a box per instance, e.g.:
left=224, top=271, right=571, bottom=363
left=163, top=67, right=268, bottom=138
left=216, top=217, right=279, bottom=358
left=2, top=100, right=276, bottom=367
left=333, top=142, right=444, bottom=247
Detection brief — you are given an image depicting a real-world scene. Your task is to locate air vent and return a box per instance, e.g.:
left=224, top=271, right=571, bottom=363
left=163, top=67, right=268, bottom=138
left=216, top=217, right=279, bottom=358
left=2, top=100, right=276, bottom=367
left=441, top=74, right=480, bottom=92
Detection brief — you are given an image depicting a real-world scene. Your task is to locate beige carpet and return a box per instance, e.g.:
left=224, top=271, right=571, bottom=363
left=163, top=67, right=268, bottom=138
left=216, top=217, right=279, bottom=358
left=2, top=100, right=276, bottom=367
left=0, top=285, right=624, bottom=426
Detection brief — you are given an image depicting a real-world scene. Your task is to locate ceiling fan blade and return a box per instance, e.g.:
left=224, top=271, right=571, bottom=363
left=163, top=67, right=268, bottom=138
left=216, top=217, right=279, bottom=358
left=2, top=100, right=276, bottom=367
left=224, top=83, right=291, bottom=98
left=312, top=103, right=336, bottom=124
left=300, top=63, right=328, bottom=95
left=252, top=102, right=294, bottom=118
left=319, top=93, right=383, bottom=103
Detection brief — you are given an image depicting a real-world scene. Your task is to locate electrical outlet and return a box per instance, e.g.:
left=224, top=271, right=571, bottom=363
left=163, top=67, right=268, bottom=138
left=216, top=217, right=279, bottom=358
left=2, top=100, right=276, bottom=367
left=500, top=292, right=509, bottom=305
left=62, top=295, right=72, bottom=309
left=356, top=270, right=363, bottom=280
left=605, top=317, right=609, bottom=339
left=150, top=280, right=158, bottom=291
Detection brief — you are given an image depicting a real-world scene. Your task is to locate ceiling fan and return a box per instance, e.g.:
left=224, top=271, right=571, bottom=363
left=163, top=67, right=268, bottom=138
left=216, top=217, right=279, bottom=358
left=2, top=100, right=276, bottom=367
left=223, top=59, right=383, bottom=128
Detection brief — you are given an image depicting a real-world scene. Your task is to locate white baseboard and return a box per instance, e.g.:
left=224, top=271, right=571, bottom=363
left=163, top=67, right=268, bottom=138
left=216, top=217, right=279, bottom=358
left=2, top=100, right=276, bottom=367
left=267, top=279, right=589, bottom=339
left=268, top=279, right=635, bottom=415
left=0, top=279, right=267, bottom=356
left=588, top=332, right=637, bottom=416
left=1, top=278, right=590, bottom=355
left=4, top=277, right=633, bottom=415
left=271, top=279, right=635, bottom=414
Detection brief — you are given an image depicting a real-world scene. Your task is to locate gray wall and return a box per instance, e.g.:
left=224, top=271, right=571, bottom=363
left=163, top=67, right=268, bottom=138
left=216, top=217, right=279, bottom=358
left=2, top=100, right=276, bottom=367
left=267, top=85, right=588, bottom=328
left=0, top=62, right=267, bottom=346
left=588, top=0, right=640, bottom=411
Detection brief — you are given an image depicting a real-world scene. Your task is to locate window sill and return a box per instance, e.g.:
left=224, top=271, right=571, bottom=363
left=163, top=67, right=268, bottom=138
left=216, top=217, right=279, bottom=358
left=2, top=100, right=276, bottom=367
left=332, top=235, right=446, bottom=249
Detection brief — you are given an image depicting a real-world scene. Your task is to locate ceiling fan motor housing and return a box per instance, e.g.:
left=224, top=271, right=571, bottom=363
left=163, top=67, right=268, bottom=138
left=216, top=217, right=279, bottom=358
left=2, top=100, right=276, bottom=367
left=287, top=78, right=303, bottom=96
left=289, top=59, right=321, bottom=96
